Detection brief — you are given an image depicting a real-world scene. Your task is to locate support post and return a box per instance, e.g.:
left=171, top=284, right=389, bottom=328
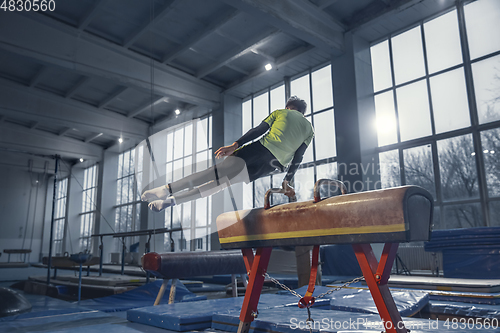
left=47, top=155, right=59, bottom=285
left=169, top=278, right=178, bottom=304
left=121, top=237, right=125, bottom=275
left=352, top=243, right=406, bottom=333
left=231, top=274, right=238, bottom=297
left=77, top=262, right=83, bottom=302
left=99, top=236, right=103, bottom=276
left=154, top=279, right=169, bottom=306
left=237, top=247, right=272, bottom=333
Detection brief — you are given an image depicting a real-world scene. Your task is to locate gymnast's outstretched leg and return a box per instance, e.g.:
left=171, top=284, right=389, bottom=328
left=144, top=154, right=248, bottom=212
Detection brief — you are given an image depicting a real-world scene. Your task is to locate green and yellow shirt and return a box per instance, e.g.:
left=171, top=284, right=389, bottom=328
left=260, top=109, right=314, bottom=167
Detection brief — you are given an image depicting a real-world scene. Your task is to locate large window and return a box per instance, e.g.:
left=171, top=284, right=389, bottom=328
left=163, top=116, right=212, bottom=251
left=80, top=164, right=98, bottom=252
left=53, top=178, right=68, bottom=255
left=242, top=64, right=336, bottom=207
left=371, top=0, right=500, bottom=229
left=115, top=148, right=142, bottom=251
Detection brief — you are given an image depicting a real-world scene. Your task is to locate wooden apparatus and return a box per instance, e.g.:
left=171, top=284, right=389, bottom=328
left=216, top=180, right=433, bottom=333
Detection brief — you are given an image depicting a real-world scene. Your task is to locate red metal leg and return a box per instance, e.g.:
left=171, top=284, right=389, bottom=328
left=241, top=248, right=254, bottom=273
left=352, top=243, right=407, bottom=333
left=237, top=247, right=272, bottom=333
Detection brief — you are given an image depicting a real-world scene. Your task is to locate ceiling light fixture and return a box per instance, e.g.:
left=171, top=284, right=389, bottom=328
left=175, top=109, right=181, bottom=115
left=80, top=158, right=84, bottom=163
left=265, top=63, right=272, bottom=71
left=118, top=137, right=123, bottom=143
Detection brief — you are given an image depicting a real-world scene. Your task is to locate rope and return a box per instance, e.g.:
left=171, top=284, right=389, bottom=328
left=149, top=0, right=157, bottom=253
left=28, top=173, right=40, bottom=260
left=21, top=162, right=34, bottom=249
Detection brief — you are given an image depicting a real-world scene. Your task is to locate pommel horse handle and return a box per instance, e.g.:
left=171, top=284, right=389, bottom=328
left=264, top=188, right=296, bottom=209
left=314, top=178, right=347, bottom=202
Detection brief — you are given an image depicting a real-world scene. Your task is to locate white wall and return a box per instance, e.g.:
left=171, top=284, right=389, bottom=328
left=0, top=165, right=48, bottom=263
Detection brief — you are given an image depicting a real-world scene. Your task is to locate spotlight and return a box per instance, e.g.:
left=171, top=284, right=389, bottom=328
left=491, top=150, right=495, bottom=154
left=471, top=152, right=476, bottom=156
left=483, top=149, right=489, bottom=153
left=265, top=63, right=272, bottom=71
left=79, top=158, right=84, bottom=163
left=175, top=109, right=181, bottom=115
left=118, top=137, right=123, bottom=144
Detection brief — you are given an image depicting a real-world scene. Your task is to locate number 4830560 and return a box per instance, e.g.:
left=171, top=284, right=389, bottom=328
left=1, top=0, right=56, bottom=12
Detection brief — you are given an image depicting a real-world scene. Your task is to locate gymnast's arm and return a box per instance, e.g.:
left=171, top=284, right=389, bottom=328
left=235, top=122, right=270, bottom=147
left=215, top=122, right=270, bottom=158
left=282, top=143, right=308, bottom=197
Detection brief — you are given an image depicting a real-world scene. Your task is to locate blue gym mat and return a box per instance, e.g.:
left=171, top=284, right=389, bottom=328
left=290, top=285, right=429, bottom=317
left=0, top=292, right=90, bottom=322
left=1, top=309, right=125, bottom=333
left=427, top=300, right=500, bottom=319
left=77, top=279, right=206, bottom=313
left=127, top=293, right=331, bottom=331
left=212, top=306, right=492, bottom=333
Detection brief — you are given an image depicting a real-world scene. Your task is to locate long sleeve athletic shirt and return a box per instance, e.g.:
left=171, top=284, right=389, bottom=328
left=235, top=108, right=314, bottom=182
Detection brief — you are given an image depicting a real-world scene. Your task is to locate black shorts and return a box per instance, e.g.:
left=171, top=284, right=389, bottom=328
left=233, top=141, right=284, bottom=182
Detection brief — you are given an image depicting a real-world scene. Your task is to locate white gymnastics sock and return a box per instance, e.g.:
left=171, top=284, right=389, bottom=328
left=141, top=185, right=170, bottom=202
left=148, top=197, right=176, bottom=212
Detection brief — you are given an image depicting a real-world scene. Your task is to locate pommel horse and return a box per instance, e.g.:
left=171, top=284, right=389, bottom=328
left=216, top=179, right=433, bottom=333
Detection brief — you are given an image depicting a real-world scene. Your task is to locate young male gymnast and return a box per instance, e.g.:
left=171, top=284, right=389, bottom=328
left=142, top=95, right=314, bottom=212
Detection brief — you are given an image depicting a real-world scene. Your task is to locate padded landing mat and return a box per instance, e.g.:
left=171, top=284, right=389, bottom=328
left=0, top=293, right=89, bottom=322
left=1, top=310, right=125, bottom=333
left=212, top=307, right=493, bottom=333
left=127, top=293, right=330, bottom=331
left=78, top=280, right=206, bottom=312
left=388, top=275, right=500, bottom=293
left=429, top=290, right=500, bottom=305
left=427, top=301, right=500, bottom=319
left=306, top=285, right=429, bottom=317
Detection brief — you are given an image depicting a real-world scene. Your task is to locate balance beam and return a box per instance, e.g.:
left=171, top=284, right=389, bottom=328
left=216, top=180, right=433, bottom=333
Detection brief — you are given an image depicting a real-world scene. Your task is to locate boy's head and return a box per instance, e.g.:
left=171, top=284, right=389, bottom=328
left=285, top=96, right=307, bottom=114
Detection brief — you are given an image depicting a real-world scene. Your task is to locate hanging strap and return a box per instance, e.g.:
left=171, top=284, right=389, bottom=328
left=298, top=245, right=320, bottom=308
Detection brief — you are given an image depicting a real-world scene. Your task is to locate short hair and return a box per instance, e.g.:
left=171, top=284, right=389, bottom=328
left=286, top=96, right=307, bottom=114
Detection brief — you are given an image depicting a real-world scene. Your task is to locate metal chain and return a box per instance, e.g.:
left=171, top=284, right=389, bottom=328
left=265, top=272, right=364, bottom=333
left=264, top=273, right=302, bottom=298
left=316, top=276, right=365, bottom=299
left=264, top=273, right=364, bottom=299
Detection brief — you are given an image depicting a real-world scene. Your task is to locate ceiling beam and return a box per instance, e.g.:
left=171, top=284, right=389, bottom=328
left=0, top=78, right=148, bottom=140
left=78, top=0, right=111, bottom=30
left=128, top=96, right=168, bottom=118
left=30, top=121, right=40, bottom=130
left=310, top=0, right=342, bottom=10
left=65, top=76, right=90, bottom=99
left=225, top=44, right=315, bottom=93
left=0, top=12, right=221, bottom=108
left=58, top=127, right=73, bottom=137
left=162, top=9, right=239, bottom=64
left=0, top=122, right=103, bottom=161
left=123, top=0, right=181, bottom=48
left=221, top=0, right=345, bottom=54
left=98, top=86, right=128, bottom=109
left=348, top=0, right=429, bottom=32
left=152, top=105, right=209, bottom=133
left=29, top=66, right=49, bottom=88
left=196, top=30, right=279, bottom=79
left=85, top=132, right=103, bottom=143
